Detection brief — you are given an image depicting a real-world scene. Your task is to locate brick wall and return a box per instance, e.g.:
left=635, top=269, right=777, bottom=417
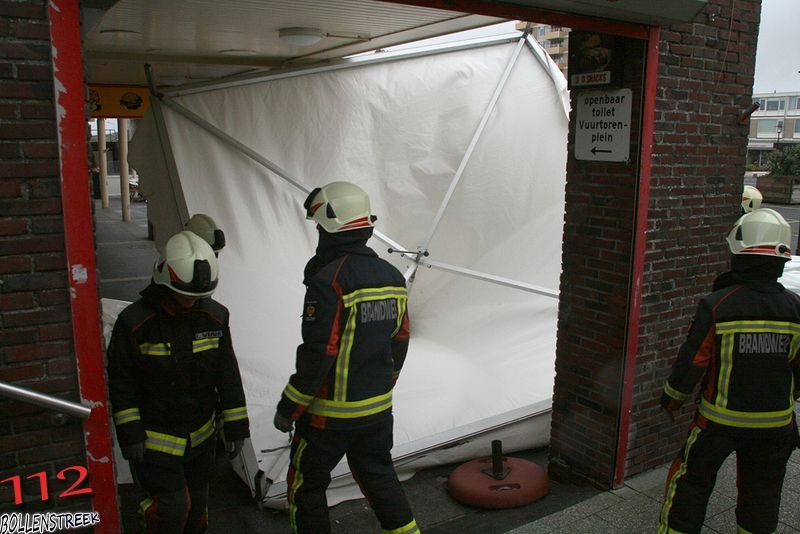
left=0, top=0, right=90, bottom=512
left=549, top=35, right=646, bottom=486
left=548, top=0, right=760, bottom=487
left=625, top=0, right=759, bottom=477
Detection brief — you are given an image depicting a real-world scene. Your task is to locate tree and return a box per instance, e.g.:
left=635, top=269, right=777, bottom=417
left=767, top=144, right=800, bottom=177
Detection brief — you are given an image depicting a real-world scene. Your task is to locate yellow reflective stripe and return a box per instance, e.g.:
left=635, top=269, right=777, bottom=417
left=698, top=398, right=793, bottom=428
left=289, top=438, right=308, bottom=533
left=190, top=415, right=216, bottom=448
left=737, top=525, right=756, bottom=534
left=392, top=295, right=408, bottom=337
left=283, top=383, right=313, bottom=406
left=113, top=407, right=141, bottom=426
left=717, top=331, right=734, bottom=408
left=716, top=320, right=800, bottom=335
left=308, top=391, right=392, bottom=419
left=659, top=426, right=701, bottom=534
left=383, top=519, right=419, bottom=534
left=138, top=497, right=154, bottom=519
left=139, top=342, right=171, bottom=356
left=144, top=430, right=187, bottom=456
left=341, top=286, right=406, bottom=307
left=192, top=337, right=220, bottom=353
left=334, top=307, right=357, bottom=402
left=717, top=319, right=800, bottom=362
left=222, top=406, right=248, bottom=422
left=663, top=382, right=688, bottom=402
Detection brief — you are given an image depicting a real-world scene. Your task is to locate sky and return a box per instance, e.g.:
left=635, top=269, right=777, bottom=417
left=753, top=0, right=797, bottom=94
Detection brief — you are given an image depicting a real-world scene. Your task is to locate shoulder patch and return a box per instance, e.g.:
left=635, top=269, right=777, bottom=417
left=303, top=300, right=317, bottom=323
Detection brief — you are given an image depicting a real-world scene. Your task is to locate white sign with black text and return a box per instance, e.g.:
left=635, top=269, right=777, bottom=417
left=575, top=88, right=632, bottom=162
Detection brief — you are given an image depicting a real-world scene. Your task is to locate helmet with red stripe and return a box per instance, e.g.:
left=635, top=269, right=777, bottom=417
left=726, top=208, right=792, bottom=258
left=303, top=181, right=376, bottom=233
left=153, top=231, right=219, bottom=297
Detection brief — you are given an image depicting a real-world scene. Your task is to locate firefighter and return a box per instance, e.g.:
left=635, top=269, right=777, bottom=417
left=741, top=184, right=763, bottom=214
left=273, top=181, right=419, bottom=534
left=107, top=230, right=250, bottom=533
left=659, top=208, right=800, bottom=534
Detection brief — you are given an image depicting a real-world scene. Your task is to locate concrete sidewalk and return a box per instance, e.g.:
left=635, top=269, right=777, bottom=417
left=508, top=447, right=800, bottom=533
left=95, top=197, right=800, bottom=533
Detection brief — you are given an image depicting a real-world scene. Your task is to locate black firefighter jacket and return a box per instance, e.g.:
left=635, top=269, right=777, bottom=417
left=277, top=241, right=410, bottom=430
left=662, top=280, right=800, bottom=430
left=107, top=284, right=250, bottom=461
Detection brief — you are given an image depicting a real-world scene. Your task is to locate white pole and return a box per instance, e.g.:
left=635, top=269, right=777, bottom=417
left=98, top=117, right=109, bottom=209
left=119, top=118, right=130, bottom=222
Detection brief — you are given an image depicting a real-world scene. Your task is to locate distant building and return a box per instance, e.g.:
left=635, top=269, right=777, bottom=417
left=747, top=91, right=800, bottom=166
left=516, top=22, right=569, bottom=76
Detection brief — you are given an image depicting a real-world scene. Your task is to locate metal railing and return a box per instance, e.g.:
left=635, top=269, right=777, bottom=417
left=0, top=381, right=91, bottom=419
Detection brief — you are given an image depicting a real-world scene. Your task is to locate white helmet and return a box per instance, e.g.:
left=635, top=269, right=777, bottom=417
left=186, top=213, right=225, bottom=255
left=303, top=181, right=375, bottom=233
left=153, top=231, right=219, bottom=297
left=741, top=185, right=763, bottom=213
left=726, top=208, right=792, bottom=258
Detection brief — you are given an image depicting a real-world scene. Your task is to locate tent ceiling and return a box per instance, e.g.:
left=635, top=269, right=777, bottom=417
left=82, top=0, right=706, bottom=88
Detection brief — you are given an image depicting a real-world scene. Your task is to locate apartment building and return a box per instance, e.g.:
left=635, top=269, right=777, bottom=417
left=517, top=21, right=569, bottom=75
left=747, top=91, right=800, bottom=166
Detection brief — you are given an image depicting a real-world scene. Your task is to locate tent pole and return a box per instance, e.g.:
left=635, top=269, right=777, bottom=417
left=424, top=259, right=558, bottom=298
left=144, top=65, right=190, bottom=226
left=160, top=98, right=305, bottom=192
left=405, top=36, right=527, bottom=282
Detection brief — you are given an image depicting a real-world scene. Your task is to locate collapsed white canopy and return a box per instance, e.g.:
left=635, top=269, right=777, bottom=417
left=128, top=33, right=569, bottom=507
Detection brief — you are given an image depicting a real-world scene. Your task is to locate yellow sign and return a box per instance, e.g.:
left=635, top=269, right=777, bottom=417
left=88, top=85, right=150, bottom=118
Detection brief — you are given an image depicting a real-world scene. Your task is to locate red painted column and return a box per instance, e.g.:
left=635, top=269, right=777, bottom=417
left=48, top=1, right=122, bottom=531
left=614, top=25, right=660, bottom=488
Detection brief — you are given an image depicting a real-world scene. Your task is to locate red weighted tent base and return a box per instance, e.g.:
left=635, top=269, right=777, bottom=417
left=448, top=456, right=550, bottom=509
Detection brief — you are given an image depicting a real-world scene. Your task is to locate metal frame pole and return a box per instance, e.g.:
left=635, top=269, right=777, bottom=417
left=406, top=35, right=526, bottom=282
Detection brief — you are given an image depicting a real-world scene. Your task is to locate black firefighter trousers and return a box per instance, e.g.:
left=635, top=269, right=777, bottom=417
left=287, top=415, right=418, bottom=533
left=659, top=421, right=794, bottom=534
left=131, top=445, right=215, bottom=534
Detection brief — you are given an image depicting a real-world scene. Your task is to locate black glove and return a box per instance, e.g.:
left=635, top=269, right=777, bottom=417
left=122, top=441, right=145, bottom=463
left=660, top=391, right=682, bottom=422
left=227, top=438, right=245, bottom=459
left=273, top=412, right=294, bottom=433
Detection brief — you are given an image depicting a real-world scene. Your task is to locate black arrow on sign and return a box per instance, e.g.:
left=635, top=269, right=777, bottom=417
left=591, top=147, right=612, bottom=154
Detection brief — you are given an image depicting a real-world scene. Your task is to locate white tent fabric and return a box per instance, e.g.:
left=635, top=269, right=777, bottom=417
left=128, top=34, right=569, bottom=507
left=780, top=256, right=800, bottom=294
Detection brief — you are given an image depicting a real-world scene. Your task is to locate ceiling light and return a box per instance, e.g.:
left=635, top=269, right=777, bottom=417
left=278, top=27, right=324, bottom=47
left=218, top=49, right=257, bottom=56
